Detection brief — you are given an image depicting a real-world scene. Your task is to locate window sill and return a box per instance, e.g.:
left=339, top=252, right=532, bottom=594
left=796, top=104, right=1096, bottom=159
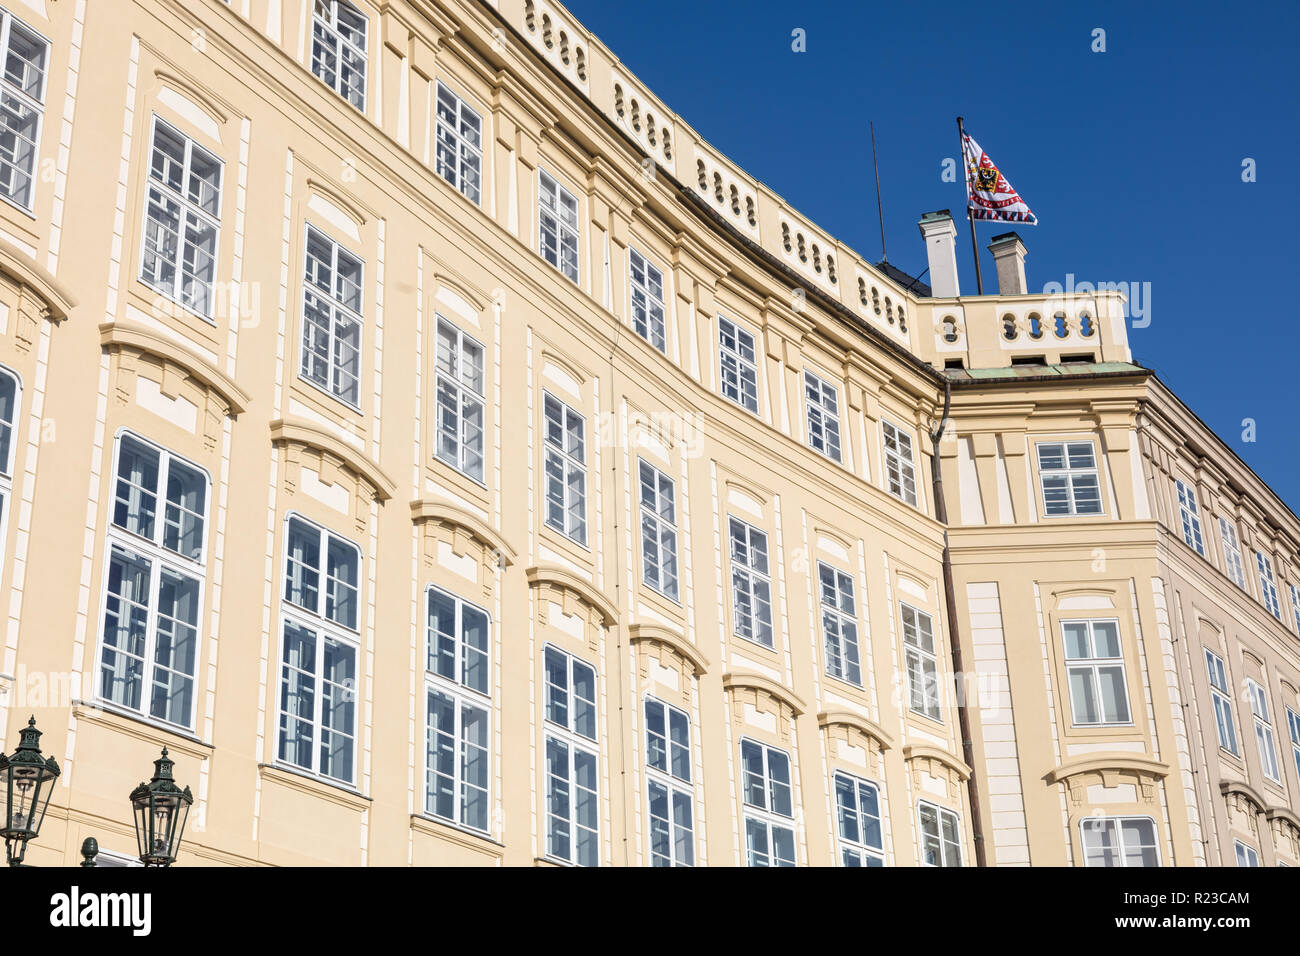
left=136, top=278, right=219, bottom=328
left=0, top=191, right=37, bottom=222
left=409, top=814, right=503, bottom=857
left=71, top=700, right=214, bottom=760
left=258, top=762, right=371, bottom=811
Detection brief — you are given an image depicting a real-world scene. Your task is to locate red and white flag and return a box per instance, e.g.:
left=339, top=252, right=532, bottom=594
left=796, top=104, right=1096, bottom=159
left=962, top=131, right=1037, bottom=225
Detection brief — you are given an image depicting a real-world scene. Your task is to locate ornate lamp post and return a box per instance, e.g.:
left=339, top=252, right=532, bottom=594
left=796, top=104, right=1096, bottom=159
left=129, top=747, right=193, bottom=866
left=0, top=717, right=61, bottom=866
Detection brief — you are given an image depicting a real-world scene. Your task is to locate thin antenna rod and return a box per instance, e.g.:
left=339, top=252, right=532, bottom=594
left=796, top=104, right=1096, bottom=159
left=871, top=121, right=887, bottom=263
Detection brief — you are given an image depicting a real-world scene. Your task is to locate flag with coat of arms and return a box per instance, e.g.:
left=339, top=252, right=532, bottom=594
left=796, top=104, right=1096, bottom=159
left=962, top=131, right=1037, bottom=225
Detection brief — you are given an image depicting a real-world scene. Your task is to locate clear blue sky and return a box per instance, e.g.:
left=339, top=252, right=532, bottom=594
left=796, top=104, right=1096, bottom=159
left=564, top=0, right=1300, bottom=510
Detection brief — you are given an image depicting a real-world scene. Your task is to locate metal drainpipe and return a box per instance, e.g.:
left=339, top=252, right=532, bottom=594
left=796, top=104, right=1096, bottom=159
left=929, top=379, right=988, bottom=867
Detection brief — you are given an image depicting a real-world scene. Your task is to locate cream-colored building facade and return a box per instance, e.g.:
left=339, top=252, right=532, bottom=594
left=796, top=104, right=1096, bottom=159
left=0, top=0, right=1295, bottom=866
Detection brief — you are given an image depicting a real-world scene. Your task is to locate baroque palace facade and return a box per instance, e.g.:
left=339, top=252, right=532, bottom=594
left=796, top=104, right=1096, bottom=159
left=0, top=0, right=1295, bottom=866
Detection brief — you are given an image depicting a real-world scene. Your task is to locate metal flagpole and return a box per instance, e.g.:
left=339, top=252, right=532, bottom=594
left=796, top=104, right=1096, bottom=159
left=871, top=121, right=887, bottom=263
left=956, top=116, right=984, bottom=295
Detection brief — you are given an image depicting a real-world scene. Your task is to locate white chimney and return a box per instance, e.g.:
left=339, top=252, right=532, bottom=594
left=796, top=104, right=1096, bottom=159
left=988, top=232, right=1028, bottom=295
left=918, top=210, right=960, bottom=297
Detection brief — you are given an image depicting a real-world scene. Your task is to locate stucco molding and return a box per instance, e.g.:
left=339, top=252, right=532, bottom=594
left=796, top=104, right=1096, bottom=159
left=1048, top=754, right=1169, bottom=807
left=525, top=564, right=619, bottom=627
left=722, top=671, right=805, bottom=717
left=628, top=623, right=709, bottom=677
left=410, top=498, right=516, bottom=566
left=818, top=710, right=895, bottom=753
left=100, top=320, right=251, bottom=415
left=1265, top=806, right=1300, bottom=830
left=903, top=743, right=971, bottom=782
left=0, top=243, right=76, bottom=323
left=1219, top=779, right=1266, bottom=812
left=269, top=418, right=396, bottom=501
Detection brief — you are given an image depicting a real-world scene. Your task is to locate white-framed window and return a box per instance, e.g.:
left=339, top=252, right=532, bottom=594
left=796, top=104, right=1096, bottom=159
left=816, top=563, right=860, bottom=685
left=0, top=8, right=47, bottom=211
left=299, top=225, right=363, bottom=409
left=1247, top=678, right=1280, bottom=783
left=728, top=516, right=773, bottom=648
left=740, top=738, right=795, bottom=866
left=629, top=248, right=666, bottom=352
left=1219, top=517, right=1248, bottom=591
left=1175, top=479, right=1205, bottom=556
left=538, top=168, right=578, bottom=282
left=139, top=116, right=222, bottom=320
left=1061, top=618, right=1131, bottom=725
left=1257, top=551, right=1282, bottom=620
left=0, top=366, right=18, bottom=578
left=277, top=514, right=361, bottom=785
left=902, top=603, right=942, bottom=721
left=424, top=586, right=490, bottom=832
left=882, top=420, right=918, bottom=507
left=718, top=315, right=759, bottom=414
left=433, top=316, right=485, bottom=482
left=1290, top=584, right=1300, bottom=637
left=834, top=772, right=884, bottom=866
left=544, top=646, right=599, bottom=866
left=1037, top=441, right=1102, bottom=516
left=918, top=801, right=962, bottom=867
left=803, top=370, right=842, bottom=462
left=1235, top=840, right=1260, bottom=867
left=1204, top=649, right=1238, bottom=756
left=542, top=392, right=586, bottom=545
left=1282, top=706, right=1300, bottom=786
left=1080, top=816, right=1158, bottom=867
left=637, top=459, right=678, bottom=601
left=434, top=81, right=482, bottom=204
left=644, top=697, right=694, bottom=867
left=99, top=433, right=208, bottom=730
left=311, top=0, right=367, bottom=110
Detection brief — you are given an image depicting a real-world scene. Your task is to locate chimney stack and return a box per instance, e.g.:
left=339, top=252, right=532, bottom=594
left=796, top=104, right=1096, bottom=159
left=988, top=232, right=1028, bottom=295
left=918, top=211, right=960, bottom=297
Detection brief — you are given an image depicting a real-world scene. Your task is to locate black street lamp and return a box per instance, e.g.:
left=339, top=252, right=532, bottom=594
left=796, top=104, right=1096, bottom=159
left=0, top=716, right=61, bottom=866
left=129, top=747, right=193, bottom=867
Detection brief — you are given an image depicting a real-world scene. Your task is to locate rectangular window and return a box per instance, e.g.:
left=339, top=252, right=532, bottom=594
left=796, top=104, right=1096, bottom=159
left=803, top=370, right=842, bottom=462
left=1235, top=841, right=1260, bottom=867
left=1061, top=619, right=1131, bottom=725
left=1037, top=441, right=1102, bottom=516
left=629, top=248, right=666, bottom=352
left=1080, top=816, right=1158, bottom=867
left=542, top=392, right=586, bottom=545
left=0, top=8, right=47, bottom=210
left=300, top=226, right=362, bottom=408
left=0, top=368, right=17, bottom=579
left=638, top=459, right=678, bottom=600
left=434, top=317, right=485, bottom=482
left=1257, top=552, right=1282, bottom=619
left=99, top=434, right=208, bottom=729
left=424, top=587, right=490, bottom=832
left=538, top=169, right=579, bottom=282
left=882, top=420, right=918, bottom=507
left=277, top=515, right=361, bottom=785
left=728, top=517, right=773, bottom=648
left=1205, top=649, right=1238, bottom=756
left=1287, top=708, right=1300, bottom=786
left=311, top=0, right=367, bottom=110
left=918, top=801, right=962, bottom=867
left=902, top=604, right=942, bottom=720
left=644, top=697, right=694, bottom=866
left=818, top=563, right=860, bottom=686
left=740, top=738, right=795, bottom=866
left=544, top=646, right=598, bottom=866
left=1291, top=584, right=1300, bottom=637
left=1219, top=517, right=1248, bottom=590
left=140, top=117, right=222, bottom=319
left=718, top=316, right=759, bottom=414
left=1247, top=678, right=1280, bottom=783
left=1175, top=480, right=1205, bottom=556
left=434, top=82, right=482, bottom=204
left=834, top=772, right=884, bottom=866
